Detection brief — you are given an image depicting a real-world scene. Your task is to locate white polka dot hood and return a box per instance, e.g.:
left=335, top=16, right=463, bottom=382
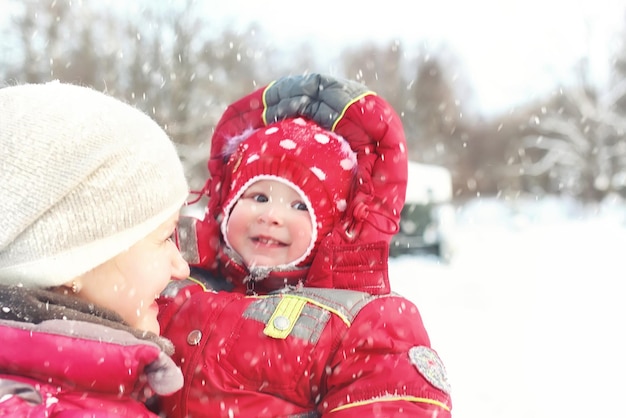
left=220, top=117, right=357, bottom=269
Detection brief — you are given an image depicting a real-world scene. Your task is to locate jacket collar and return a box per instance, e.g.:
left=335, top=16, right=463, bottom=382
left=218, top=247, right=308, bottom=295
left=0, top=284, right=173, bottom=354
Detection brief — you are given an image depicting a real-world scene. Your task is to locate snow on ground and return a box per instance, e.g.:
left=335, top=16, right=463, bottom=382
left=389, top=196, right=626, bottom=418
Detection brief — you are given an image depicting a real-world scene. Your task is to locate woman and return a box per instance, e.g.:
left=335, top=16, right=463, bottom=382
left=0, top=81, right=189, bottom=417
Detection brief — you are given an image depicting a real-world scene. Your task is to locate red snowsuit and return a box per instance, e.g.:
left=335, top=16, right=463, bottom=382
left=160, top=74, right=452, bottom=417
left=159, top=278, right=451, bottom=417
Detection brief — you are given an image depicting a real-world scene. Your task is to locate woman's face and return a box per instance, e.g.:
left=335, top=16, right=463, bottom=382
left=75, top=212, right=190, bottom=334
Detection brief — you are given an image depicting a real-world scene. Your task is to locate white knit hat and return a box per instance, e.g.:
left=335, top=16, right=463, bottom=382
left=0, top=81, right=189, bottom=288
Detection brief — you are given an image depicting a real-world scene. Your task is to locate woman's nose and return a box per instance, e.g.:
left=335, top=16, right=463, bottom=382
left=171, top=248, right=190, bottom=279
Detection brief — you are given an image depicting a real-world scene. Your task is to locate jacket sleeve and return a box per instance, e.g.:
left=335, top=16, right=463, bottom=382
left=320, top=295, right=452, bottom=417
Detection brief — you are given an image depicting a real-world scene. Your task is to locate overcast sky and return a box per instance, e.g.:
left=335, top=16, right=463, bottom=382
left=208, top=0, right=626, bottom=115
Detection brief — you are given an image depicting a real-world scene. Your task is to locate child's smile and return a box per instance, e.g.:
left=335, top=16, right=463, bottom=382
left=251, top=235, right=288, bottom=247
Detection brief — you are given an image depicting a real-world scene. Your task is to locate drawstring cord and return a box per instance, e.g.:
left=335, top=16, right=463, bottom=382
left=186, top=190, right=204, bottom=205
left=345, top=201, right=399, bottom=238
left=186, top=179, right=211, bottom=205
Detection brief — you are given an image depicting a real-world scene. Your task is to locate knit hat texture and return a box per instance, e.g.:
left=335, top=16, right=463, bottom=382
left=0, top=81, right=189, bottom=288
left=220, top=117, right=357, bottom=267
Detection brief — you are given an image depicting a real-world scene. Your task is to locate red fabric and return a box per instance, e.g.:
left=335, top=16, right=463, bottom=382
left=158, top=283, right=452, bottom=418
left=208, top=87, right=268, bottom=218
left=332, top=94, right=408, bottom=244
left=306, top=238, right=390, bottom=293
left=0, top=321, right=165, bottom=417
left=183, top=75, right=408, bottom=295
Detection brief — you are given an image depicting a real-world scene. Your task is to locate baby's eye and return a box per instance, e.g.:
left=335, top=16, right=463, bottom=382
left=293, top=202, right=308, bottom=211
left=252, top=193, right=269, bottom=203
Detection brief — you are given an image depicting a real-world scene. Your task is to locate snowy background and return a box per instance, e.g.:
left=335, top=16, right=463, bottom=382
left=389, top=196, right=626, bottom=418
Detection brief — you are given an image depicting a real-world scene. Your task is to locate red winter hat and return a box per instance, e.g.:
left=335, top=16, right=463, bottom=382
left=220, top=117, right=357, bottom=267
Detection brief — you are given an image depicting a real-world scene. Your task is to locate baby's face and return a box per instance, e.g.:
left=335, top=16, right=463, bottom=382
left=226, top=179, right=313, bottom=268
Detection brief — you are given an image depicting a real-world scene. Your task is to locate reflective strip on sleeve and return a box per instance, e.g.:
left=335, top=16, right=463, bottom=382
left=329, top=395, right=451, bottom=413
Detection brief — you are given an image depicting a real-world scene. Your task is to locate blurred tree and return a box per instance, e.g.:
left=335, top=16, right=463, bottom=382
left=410, top=52, right=461, bottom=164
left=508, top=19, right=626, bottom=202
left=519, top=81, right=626, bottom=201
left=339, top=41, right=472, bottom=173
left=3, top=0, right=625, bottom=202
left=342, top=40, right=407, bottom=106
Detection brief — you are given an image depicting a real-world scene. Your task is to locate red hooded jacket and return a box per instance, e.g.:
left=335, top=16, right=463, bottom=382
left=160, top=74, right=452, bottom=417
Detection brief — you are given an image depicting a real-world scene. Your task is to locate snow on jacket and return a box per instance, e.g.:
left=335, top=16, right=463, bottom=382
left=0, top=285, right=183, bottom=417
left=158, top=276, right=452, bottom=418
left=177, top=73, right=408, bottom=296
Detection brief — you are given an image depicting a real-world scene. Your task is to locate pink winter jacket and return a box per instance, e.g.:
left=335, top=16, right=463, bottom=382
left=0, top=286, right=183, bottom=417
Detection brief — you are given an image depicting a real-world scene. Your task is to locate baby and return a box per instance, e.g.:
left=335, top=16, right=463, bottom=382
left=159, top=74, right=452, bottom=417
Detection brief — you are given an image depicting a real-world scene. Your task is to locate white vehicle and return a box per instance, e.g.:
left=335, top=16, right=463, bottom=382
left=389, top=161, right=456, bottom=262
